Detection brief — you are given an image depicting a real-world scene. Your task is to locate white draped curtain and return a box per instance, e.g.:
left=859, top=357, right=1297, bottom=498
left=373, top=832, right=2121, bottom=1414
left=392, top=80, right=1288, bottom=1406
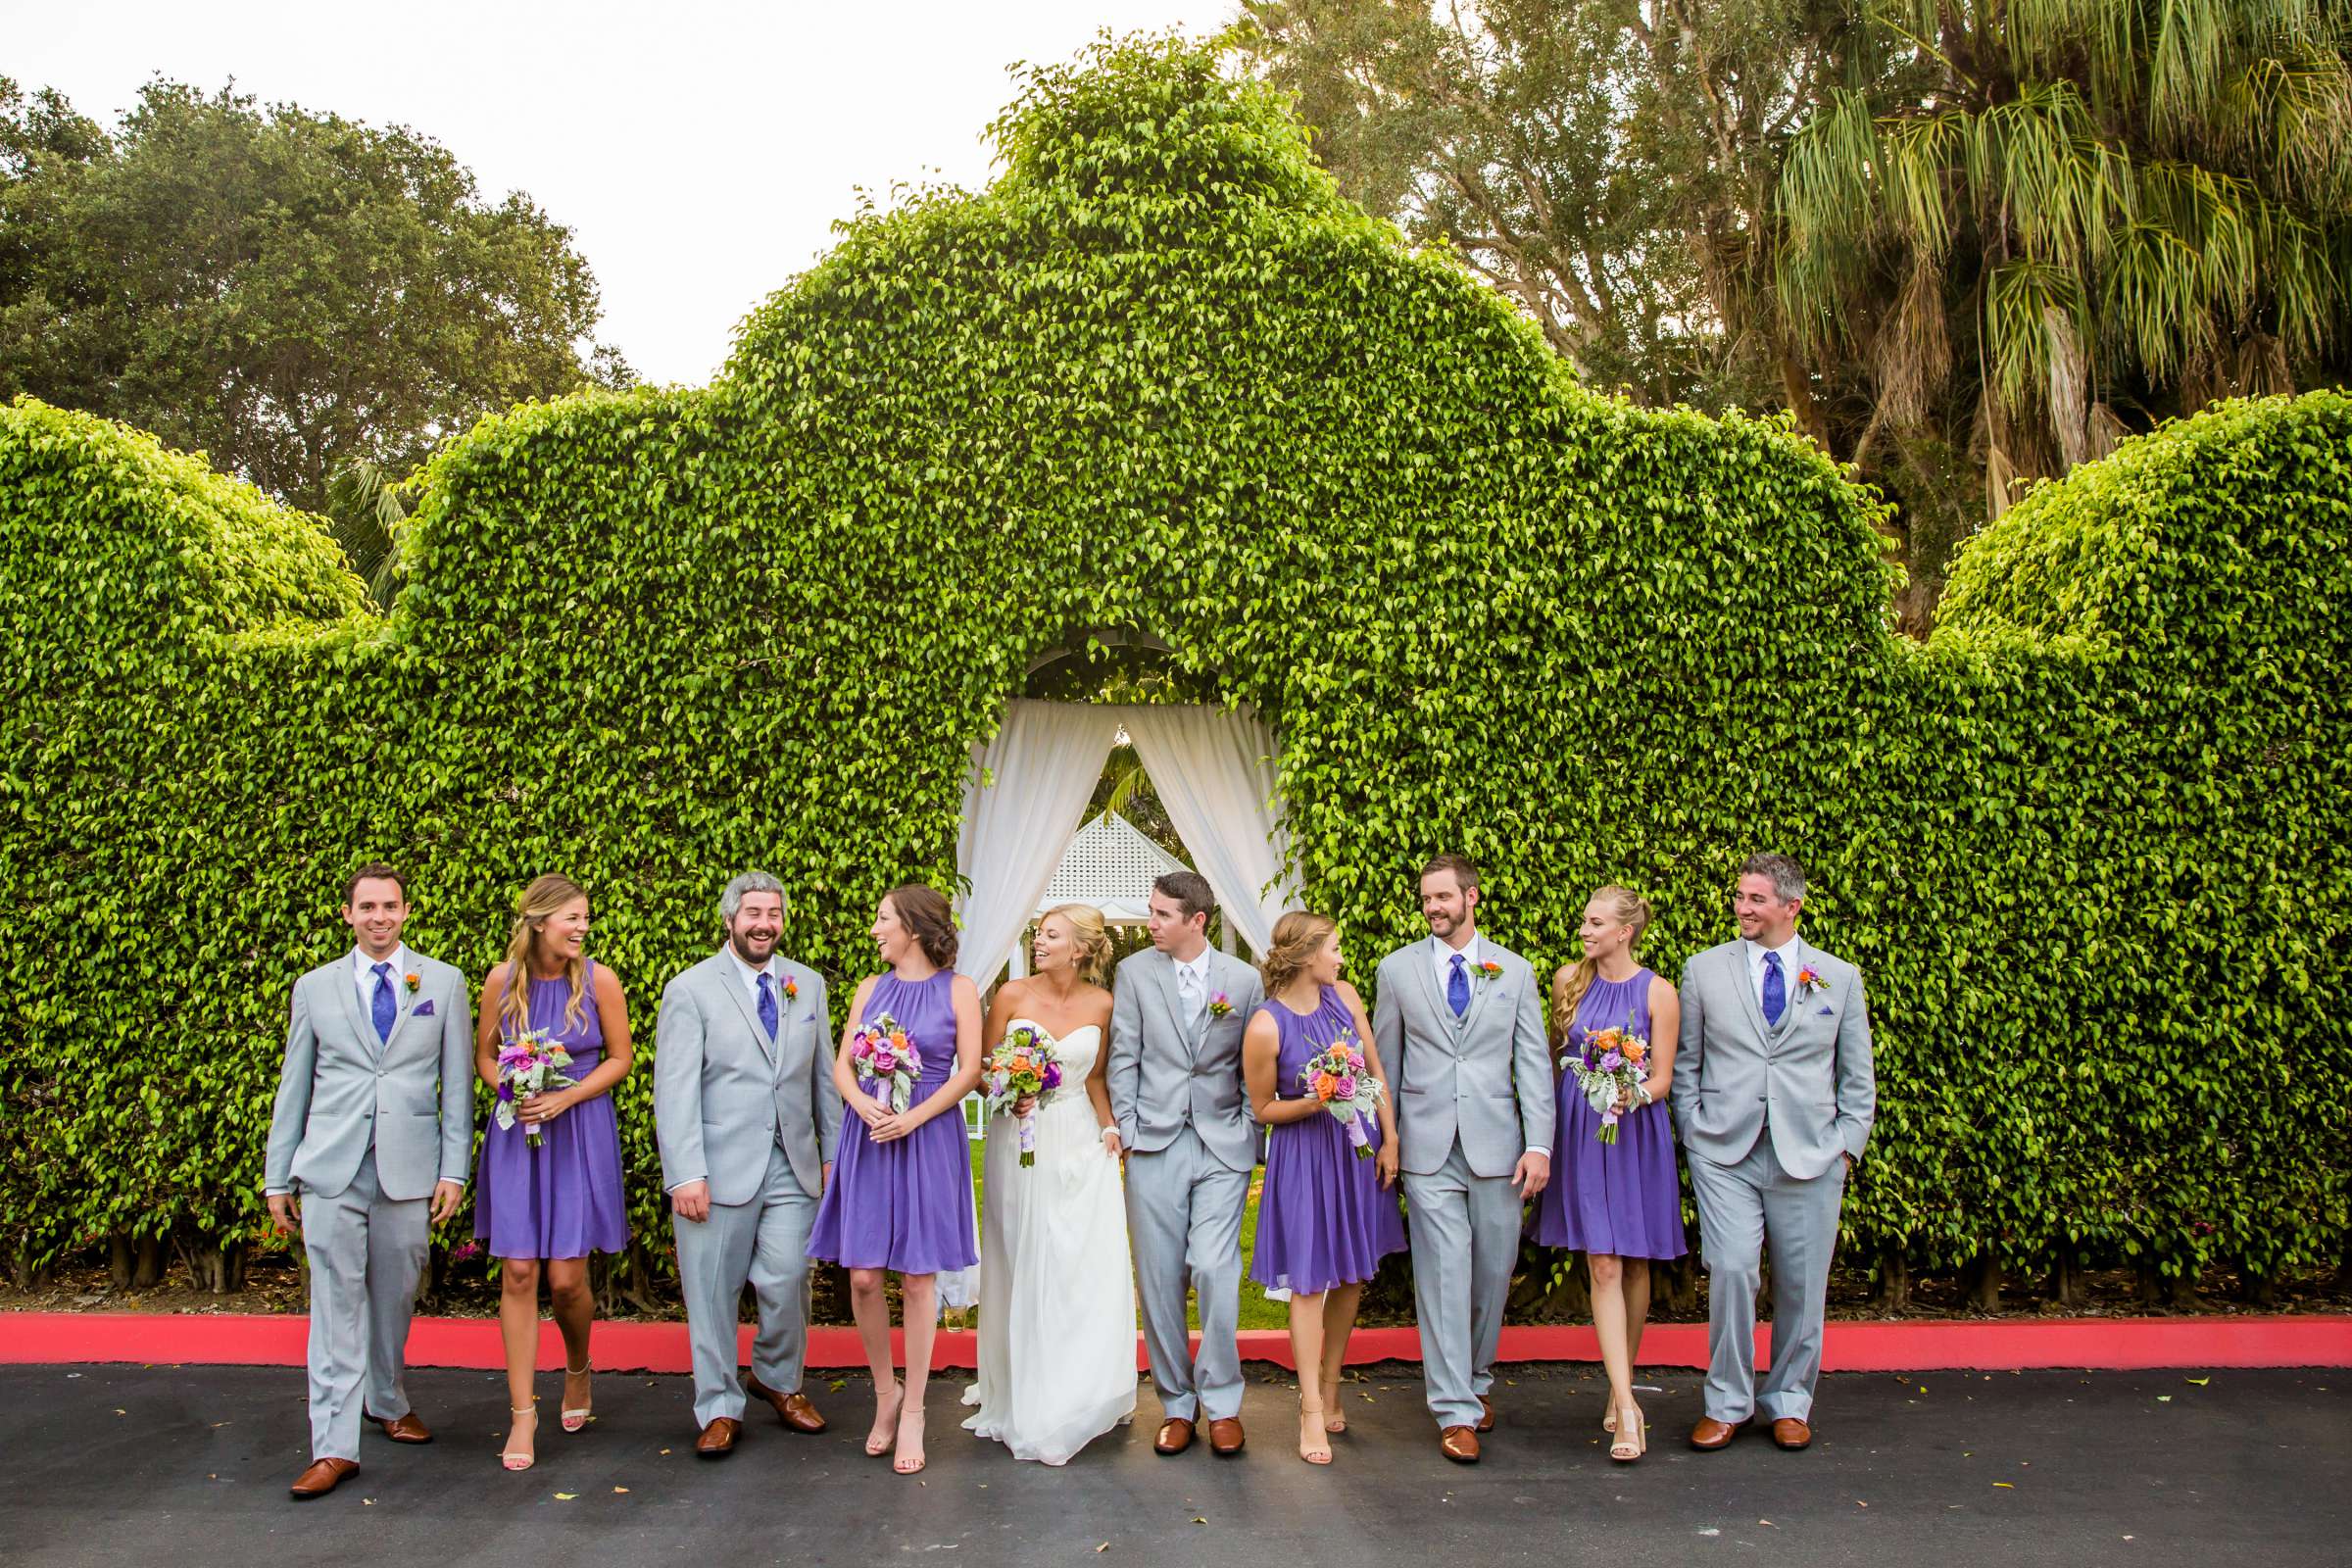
left=953, top=698, right=1302, bottom=985
left=1121, top=703, right=1299, bottom=956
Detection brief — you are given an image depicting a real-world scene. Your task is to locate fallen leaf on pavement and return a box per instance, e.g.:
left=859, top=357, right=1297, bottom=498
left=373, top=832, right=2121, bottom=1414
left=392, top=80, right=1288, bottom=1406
left=554, top=1493, right=576, bottom=1500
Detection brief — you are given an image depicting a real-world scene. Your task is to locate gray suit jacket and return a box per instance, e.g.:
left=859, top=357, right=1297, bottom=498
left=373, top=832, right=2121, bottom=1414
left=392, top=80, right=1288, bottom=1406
left=1373, top=937, right=1554, bottom=1180
left=654, top=949, right=840, bottom=1204
left=1671, top=937, right=1876, bottom=1180
left=1106, top=947, right=1266, bottom=1174
left=266, top=950, right=474, bottom=1201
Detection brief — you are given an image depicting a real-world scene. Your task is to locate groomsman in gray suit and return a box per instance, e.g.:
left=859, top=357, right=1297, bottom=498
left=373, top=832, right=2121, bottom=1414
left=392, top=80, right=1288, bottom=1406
left=1373, top=853, right=1553, bottom=1463
left=655, top=871, right=841, bottom=1457
left=1673, top=853, right=1876, bottom=1452
left=264, top=863, right=473, bottom=1499
left=1107, top=869, right=1266, bottom=1457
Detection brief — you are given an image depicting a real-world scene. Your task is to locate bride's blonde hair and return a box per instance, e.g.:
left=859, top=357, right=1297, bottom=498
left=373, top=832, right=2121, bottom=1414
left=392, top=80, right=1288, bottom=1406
left=1039, top=903, right=1113, bottom=987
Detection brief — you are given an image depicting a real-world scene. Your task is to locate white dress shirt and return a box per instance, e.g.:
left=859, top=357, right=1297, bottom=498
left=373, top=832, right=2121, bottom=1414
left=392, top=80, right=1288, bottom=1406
left=1744, top=936, right=1805, bottom=1017
left=1429, top=931, right=1481, bottom=991
left=726, top=945, right=781, bottom=1013
left=352, top=944, right=410, bottom=1021
left=1171, top=947, right=1214, bottom=1023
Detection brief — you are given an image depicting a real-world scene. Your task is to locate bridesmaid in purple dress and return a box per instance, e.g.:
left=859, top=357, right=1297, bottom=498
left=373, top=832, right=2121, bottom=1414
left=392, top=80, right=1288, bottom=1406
left=471, top=873, right=633, bottom=1472
left=1530, top=885, right=1684, bottom=1461
left=1244, top=911, right=1405, bottom=1466
left=806, top=883, right=981, bottom=1477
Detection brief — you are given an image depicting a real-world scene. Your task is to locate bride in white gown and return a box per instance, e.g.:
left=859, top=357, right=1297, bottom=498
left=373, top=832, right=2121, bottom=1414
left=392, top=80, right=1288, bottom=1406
left=961, top=903, right=1138, bottom=1464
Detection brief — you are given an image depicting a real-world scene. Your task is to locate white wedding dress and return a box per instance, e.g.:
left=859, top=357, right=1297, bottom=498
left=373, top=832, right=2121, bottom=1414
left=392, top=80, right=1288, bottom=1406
left=960, top=1019, right=1138, bottom=1464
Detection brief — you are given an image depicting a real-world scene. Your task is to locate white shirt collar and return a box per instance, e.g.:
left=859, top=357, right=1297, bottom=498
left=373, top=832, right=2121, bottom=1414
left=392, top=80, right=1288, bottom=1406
left=726, top=946, right=778, bottom=991
left=1171, top=947, right=1213, bottom=984
left=1744, top=935, right=1802, bottom=968
left=353, top=945, right=406, bottom=980
left=1431, top=931, right=1480, bottom=976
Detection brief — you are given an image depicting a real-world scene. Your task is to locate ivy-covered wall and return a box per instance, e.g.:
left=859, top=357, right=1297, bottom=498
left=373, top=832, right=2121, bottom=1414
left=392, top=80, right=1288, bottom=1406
left=2, top=37, right=2345, bottom=1300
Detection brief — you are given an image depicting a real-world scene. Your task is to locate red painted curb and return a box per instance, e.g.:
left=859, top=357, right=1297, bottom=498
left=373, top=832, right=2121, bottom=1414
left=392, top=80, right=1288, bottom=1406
left=5, top=1312, right=2347, bottom=1373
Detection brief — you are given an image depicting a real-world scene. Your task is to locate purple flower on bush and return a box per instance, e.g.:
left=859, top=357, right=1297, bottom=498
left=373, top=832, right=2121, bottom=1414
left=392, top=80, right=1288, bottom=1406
left=449, top=1239, right=481, bottom=1262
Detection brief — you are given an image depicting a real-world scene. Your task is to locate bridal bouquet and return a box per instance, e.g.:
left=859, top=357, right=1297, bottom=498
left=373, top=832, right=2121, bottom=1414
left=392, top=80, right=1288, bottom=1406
left=1565, top=1017, right=1649, bottom=1145
left=1299, top=1031, right=1384, bottom=1157
left=980, top=1025, right=1065, bottom=1167
left=493, top=1029, right=574, bottom=1150
left=848, top=1012, right=920, bottom=1114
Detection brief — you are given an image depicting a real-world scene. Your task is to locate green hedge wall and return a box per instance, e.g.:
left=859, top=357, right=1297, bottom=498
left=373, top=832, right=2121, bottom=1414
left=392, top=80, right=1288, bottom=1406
left=3, top=36, right=2345, bottom=1300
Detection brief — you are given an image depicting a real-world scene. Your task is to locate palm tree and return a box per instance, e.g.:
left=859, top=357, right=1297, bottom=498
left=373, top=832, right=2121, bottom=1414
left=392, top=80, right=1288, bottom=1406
left=322, top=458, right=409, bottom=607
left=1776, top=0, right=2350, bottom=519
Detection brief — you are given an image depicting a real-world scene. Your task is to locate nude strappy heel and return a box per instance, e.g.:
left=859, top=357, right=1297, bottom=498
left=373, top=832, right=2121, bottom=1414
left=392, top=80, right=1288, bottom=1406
left=1610, top=1406, right=1646, bottom=1462
left=1298, top=1406, right=1332, bottom=1465
left=501, top=1405, right=538, bottom=1471
left=561, top=1361, right=593, bottom=1433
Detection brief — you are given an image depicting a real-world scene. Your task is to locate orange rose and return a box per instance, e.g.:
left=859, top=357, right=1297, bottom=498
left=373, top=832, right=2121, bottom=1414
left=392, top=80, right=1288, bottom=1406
left=1313, top=1072, right=1340, bottom=1101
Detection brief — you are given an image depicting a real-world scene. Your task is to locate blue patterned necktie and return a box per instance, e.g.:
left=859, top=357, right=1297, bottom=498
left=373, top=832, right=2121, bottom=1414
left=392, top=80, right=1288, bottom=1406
left=1761, top=951, right=1787, bottom=1027
left=370, top=960, right=397, bottom=1043
left=1447, top=953, right=1470, bottom=1018
left=756, top=970, right=779, bottom=1041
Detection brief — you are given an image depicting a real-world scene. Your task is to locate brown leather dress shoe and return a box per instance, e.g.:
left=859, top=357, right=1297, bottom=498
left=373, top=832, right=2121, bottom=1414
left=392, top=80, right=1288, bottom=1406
left=368, top=1410, right=431, bottom=1444
left=1207, top=1416, right=1246, bottom=1455
left=745, top=1374, right=827, bottom=1434
left=1440, top=1426, right=1481, bottom=1463
left=1689, top=1416, right=1747, bottom=1450
left=695, top=1416, right=741, bottom=1457
left=1477, top=1396, right=1495, bottom=1433
left=1771, top=1417, right=1813, bottom=1450
left=1154, top=1416, right=1196, bottom=1454
left=288, top=1457, right=358, bottom=1498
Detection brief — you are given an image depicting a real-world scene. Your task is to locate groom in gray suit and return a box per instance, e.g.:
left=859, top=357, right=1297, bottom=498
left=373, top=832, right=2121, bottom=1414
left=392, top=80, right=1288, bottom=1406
left=655, top=871, right=841, bottom=1457
left=1108, top=870, right=1265, bottom=1457
left=1673, top=853, right=1876, bottom=1452
left=1374, top=853, right=1553, bottom=1463
left=265, top=864, right=473, bottom=1499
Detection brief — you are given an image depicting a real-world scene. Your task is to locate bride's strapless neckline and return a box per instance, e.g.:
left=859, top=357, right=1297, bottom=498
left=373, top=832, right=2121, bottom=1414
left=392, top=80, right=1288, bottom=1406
left=1005, top=1018, right=1103, bottom=1074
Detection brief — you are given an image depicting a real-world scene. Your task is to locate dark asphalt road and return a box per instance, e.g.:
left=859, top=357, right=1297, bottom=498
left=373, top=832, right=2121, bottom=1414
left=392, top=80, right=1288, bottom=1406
left=1, top=1361, right=2342, bottom=1567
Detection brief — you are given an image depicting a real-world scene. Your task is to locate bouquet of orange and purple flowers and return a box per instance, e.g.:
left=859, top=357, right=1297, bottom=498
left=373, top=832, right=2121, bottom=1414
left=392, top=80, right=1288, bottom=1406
left=980, top=1024, right=1065, bottom=1167
left=493, top=1028, right=574, bottom=1150
left=1565, top=1015, right=1650, bottom=1145
left=1298, top=1030, right=1384, bottom=1157
left=848, top=1012, right=920, bottom=1114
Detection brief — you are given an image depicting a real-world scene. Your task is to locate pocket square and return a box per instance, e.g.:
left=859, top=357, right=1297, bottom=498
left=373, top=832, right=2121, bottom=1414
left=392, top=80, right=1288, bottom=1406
left=1816, top=1004, right=1833, bottom=1015
left=414, top=999, right=436, bottom=1018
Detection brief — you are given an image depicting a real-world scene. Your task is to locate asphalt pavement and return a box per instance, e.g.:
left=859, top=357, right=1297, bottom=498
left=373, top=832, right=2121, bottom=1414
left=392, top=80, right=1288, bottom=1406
left=0, top=1360, right=2342, bottom=1567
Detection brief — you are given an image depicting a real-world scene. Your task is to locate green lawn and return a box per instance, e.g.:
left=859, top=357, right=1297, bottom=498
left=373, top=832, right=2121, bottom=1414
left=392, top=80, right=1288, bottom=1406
left=967, top=1138, right=1288, bottom=1330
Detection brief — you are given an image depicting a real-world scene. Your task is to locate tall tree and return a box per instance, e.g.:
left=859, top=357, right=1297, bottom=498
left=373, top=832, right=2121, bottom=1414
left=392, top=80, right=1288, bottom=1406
left=0, top=77, right=629, bottom=516
left=1776, top=0, right=2352, bottom=522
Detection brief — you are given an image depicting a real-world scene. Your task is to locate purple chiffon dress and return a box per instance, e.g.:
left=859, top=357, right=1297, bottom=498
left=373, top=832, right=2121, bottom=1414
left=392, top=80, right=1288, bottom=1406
left=1248, top=986, right=1407, bottom=1295
left=1530, top=967, right=1687, bottom=1259
left=473, top=961, right=628, bottom=1260
left=806, top=969, right=979, bottom=1275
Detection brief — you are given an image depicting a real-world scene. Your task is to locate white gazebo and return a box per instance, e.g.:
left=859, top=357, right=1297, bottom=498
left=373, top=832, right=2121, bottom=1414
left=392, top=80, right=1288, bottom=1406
left=1004, top=809, right=1236, bottom=978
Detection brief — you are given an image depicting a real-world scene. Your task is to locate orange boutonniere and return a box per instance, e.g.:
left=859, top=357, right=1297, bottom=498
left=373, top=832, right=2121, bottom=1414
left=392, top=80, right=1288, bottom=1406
left=403, top=971, right=421, bottom=996
left=1475, top=959, right=1503, bottom=982
left=783, top=976, right=799, bottom=1002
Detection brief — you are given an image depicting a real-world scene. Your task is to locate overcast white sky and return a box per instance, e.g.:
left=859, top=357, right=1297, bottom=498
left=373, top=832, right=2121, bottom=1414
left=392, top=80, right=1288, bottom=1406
left=8, top=1, right=1228, bottom=386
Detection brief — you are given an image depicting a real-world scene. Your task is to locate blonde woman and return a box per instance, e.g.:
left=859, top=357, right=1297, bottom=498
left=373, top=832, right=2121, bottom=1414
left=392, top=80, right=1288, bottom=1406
left=1243, top=911, right=1405, bottom=1465
left=959, top=904, right=1136, bottom=1465
left=472, top=873, right=634, bottom=1471
left=1530, top=886, right=1683, bottom=1461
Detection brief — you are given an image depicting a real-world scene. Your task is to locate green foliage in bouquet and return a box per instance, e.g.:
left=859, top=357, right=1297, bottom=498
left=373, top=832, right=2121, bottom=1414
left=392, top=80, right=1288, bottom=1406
left=2, top=36, right=2344, bottom=1303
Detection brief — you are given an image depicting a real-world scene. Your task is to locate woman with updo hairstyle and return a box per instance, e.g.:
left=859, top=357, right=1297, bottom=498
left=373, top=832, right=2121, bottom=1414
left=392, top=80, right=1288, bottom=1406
left=1531, top=884, right=1685, bottom=1461
left=1242, top=910, right=1405, bottom=1465
left=806, top=883, right=983, bottom=1475
left=471, top=872, right=635, bottom=1471
left=959, top=902, right=1137, bottom=1465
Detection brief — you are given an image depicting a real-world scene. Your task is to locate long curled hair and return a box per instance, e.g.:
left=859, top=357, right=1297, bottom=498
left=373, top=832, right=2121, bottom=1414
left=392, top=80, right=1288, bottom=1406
left=500, top=873, right=591, bottom=1039
left=1259, top=909, right=1338, bottom=997
left=1040, top=903, right=1113, bottom=987
left=1550, top=885, right=1651, bottom=1046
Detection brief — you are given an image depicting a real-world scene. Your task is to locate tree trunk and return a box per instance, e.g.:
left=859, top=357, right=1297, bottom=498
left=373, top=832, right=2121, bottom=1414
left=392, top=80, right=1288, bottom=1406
left=2236, top=1264, right=2277, bottom=1309
left=1779, top=340, right=1831, bottom=453
left=1868, top=1246, right=1911, bottom=1313
left=109, top=1233, right=164, bottom=1291
left=1654, top=1253, right=1703, bottom=1317
left=2046, top=1250, right=2086, bottom=1309
left=9, top=1249, right=54, bottom=1291
left=1962, top=1252, right=2001, bottom=1313
left=188, top=1238, right=246, bottom=1296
